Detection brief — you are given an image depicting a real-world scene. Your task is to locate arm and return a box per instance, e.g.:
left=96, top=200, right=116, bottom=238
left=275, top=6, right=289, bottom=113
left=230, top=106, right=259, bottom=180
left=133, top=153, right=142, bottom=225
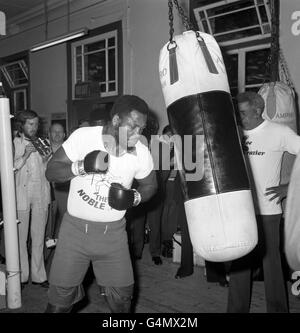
left=14, top=142, right=37, bottom=171
left=135, top=170, right=158, bottom=203
left=281, top=126, right=300, bottom=155
left=265, top=184, right=288, bottom=204
left=108, top=170, right=158, bottom=211
left=46, top=146, right=109, bottom=183
left=45, top=146, right=74, bottom=183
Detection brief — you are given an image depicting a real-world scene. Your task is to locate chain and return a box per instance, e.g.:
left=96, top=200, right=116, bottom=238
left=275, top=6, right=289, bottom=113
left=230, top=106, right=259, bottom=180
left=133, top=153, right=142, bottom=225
left=279, top=49, right=294, bottom=90
left=168, top=0, right=196, bottom=43
left=269, top=0, right=280, bottom=81
left=173, top=0, right=195, bottom=31
left=168, top=0, right=174, bottom=43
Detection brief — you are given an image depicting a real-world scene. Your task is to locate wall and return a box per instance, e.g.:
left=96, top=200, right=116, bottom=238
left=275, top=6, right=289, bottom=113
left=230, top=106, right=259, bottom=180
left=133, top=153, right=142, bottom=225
left=128, top=0, right=186, bottom=129
left=280, top=0, right=300, bottom=121
left=30, top=43, right=67, bottom=135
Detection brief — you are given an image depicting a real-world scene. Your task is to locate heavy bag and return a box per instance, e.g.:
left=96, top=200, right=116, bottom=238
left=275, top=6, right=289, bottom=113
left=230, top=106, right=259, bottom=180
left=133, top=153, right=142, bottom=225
left=159, top=30, right=257, bottom=262
left=258, top=82, right=297, bottom=186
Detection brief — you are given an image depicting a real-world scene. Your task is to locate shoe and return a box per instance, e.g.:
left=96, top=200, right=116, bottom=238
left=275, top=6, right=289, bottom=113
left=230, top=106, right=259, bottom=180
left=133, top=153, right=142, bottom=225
left=152, top=256, right=162, bottom=265
left=32, top=281, right=49, bottom=288
left=175, top=267, right=193, bottom=279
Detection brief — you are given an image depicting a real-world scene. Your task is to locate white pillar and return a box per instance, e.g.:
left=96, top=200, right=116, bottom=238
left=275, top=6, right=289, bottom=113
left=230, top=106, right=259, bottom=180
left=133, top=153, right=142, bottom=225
left=0, top=96, right=21, bottom=309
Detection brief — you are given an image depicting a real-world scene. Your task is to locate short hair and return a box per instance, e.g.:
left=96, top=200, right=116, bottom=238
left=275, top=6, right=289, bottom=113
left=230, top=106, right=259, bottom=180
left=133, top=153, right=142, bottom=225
left=236, top=91, right=265, bottom=111
left=110, top=95, right=149, bottom=119
left=16, top=109, right=38, bottom=125
left=50, top=122, right=65, bottom=132
left=162, top=125, right=172, bottom=135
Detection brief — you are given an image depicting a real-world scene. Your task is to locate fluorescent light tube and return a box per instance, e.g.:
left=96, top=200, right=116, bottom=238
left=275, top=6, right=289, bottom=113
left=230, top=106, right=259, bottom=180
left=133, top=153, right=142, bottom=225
left=30, top=28, right=87, bottom=52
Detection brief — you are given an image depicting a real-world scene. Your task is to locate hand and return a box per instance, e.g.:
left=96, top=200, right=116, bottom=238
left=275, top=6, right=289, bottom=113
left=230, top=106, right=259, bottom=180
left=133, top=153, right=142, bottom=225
left=108, top=183, right=141, bottom=211
left=71, top=150, right=109, bottom=176
left=265, top=184, right=288, bottom=204
left=41, top=149, right=52, bottom=163
left=24, top=143, right=37, bottom=159
left=83, top=150, right=109, bottom=173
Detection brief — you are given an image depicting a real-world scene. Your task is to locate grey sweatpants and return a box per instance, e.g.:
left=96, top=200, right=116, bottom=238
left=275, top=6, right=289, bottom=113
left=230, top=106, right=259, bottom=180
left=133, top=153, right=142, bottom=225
left=48, top=212, right=134, bottom=307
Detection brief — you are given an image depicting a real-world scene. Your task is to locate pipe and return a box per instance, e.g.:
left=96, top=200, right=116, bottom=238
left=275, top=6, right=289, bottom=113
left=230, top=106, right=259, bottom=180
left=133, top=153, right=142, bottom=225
left=0, top=95, right=21, bottom=309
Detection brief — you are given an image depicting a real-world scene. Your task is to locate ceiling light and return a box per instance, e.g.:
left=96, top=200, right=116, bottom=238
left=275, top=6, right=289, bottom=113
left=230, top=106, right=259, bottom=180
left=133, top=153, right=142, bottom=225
left=30, top=28, right=88, bottom=52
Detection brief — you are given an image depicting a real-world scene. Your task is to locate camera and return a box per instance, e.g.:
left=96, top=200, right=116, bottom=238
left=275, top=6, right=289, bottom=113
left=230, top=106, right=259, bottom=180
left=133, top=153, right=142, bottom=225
left=30, top=137, right=51, bottom=156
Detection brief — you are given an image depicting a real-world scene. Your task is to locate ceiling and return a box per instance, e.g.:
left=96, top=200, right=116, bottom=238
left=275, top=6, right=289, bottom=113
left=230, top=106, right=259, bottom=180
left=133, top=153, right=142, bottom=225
left=0, top=0, right=44, bottom=22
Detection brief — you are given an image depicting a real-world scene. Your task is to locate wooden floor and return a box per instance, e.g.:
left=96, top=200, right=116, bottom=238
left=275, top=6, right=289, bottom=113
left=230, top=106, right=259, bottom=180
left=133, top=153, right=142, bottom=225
left=1, top=243, right=300, bottom=313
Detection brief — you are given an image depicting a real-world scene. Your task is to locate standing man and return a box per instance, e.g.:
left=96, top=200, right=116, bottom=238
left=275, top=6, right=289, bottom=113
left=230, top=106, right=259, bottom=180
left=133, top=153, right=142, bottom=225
left=44, top=95, right=157, bottom=313
left=48, top=122, right=66, bottom=154
left=127, top=116, right=163, bottom=266
left=44, top=123, right=69, bottom=273
left=227, top=92, right=300, bottom=313
left=14, top=110, right=51, bottom=288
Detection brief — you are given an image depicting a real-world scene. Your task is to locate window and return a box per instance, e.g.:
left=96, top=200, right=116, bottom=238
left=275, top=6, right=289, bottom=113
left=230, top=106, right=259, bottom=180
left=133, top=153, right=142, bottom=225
left=72, top=30, right=118, bottom=99
left=0, top=60, right=28, bottom=88
left=13, top=89, right=27, bottom=113
left=224, top=44, right=270, bottom=95
left=193, top=0, right=271, bottom=46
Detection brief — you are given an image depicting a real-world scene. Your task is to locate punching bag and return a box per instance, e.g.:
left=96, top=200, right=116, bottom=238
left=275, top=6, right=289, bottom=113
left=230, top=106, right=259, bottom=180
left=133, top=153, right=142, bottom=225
left=159, top=30, right=257, bottom=262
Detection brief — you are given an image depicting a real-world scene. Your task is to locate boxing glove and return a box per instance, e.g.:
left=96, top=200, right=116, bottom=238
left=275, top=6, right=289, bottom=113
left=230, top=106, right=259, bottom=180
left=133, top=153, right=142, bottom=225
left=108, top=183, right=141, bottom=211
left=71, top=150, right=109, bottom=176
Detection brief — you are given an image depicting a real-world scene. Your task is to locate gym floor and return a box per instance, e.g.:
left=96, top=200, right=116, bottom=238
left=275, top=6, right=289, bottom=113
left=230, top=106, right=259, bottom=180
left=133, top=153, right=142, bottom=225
left=0, top=243, right=299, bottom=313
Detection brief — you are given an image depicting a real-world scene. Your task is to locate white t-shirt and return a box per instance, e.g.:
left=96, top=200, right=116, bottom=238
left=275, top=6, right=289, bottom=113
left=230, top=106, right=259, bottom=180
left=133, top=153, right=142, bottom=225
left=63, top=126, right=154, bottom=222
left=242, top=120, right=300, bottom=215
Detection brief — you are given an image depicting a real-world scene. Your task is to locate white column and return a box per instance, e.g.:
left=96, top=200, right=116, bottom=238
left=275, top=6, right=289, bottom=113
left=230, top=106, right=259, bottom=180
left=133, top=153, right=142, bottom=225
left=0, top=96, right=21, bottom=309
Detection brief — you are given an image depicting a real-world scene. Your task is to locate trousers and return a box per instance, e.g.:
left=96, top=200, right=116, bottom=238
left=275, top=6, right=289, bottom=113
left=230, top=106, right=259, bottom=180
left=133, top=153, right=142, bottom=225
left=227, top=214, right=289, bottom=313
left=17, top=205, right=48, bottom=283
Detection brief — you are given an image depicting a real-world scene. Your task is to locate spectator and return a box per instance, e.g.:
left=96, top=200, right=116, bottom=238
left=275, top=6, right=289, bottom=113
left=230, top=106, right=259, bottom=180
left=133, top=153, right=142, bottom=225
left=14, top=110, right=51, bottom=289
left=159, top=125, right=194, bottom=278
left=126, top=113, right=163, bottom=265
left=44, top=123, right=69, bottom=274
left=227, top=91, right=300, bottom=313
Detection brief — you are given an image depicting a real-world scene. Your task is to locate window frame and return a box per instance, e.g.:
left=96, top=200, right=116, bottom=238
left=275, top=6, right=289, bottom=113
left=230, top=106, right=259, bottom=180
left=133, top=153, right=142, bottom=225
left=226, top=43, right=271, bottom=93
left=13, top=88, right=27, bottom=113
left=193, top=0, right=271, bottom=46
left=71, top=29, right=118, bottom=99
left=0, top=59, right=28, bottom=89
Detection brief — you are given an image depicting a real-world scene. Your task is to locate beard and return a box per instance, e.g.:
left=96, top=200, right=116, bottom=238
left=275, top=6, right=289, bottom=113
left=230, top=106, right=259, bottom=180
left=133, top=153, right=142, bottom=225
left=24, top=131, right=37, bottom=140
